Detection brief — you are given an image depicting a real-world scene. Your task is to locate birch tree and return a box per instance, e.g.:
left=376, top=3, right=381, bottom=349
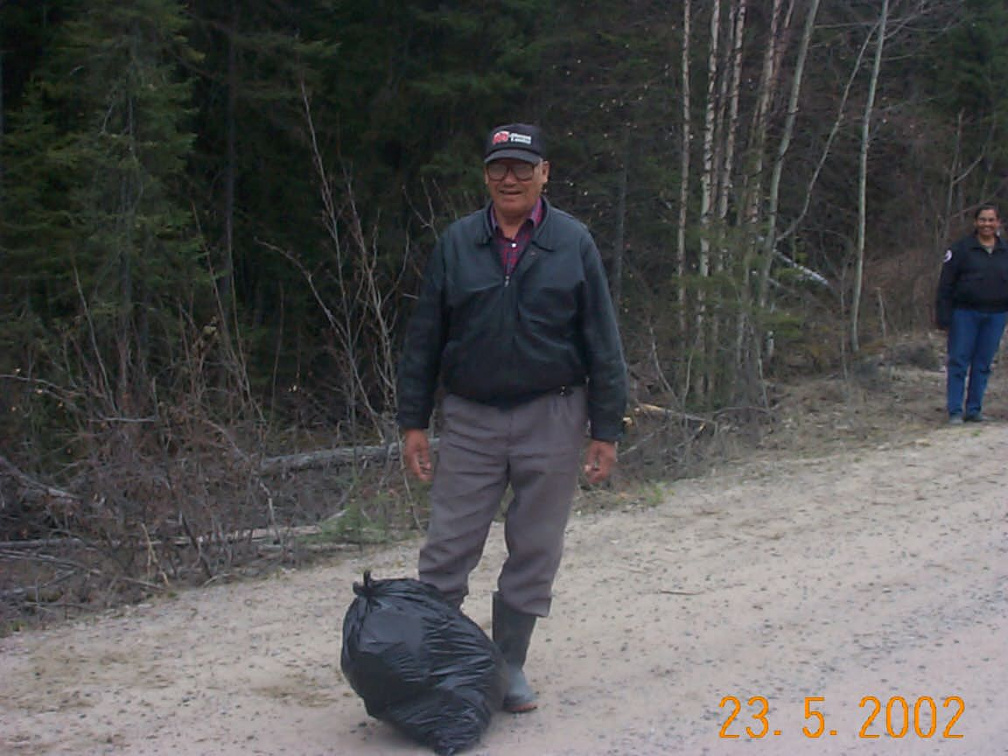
left=734, top=0, right=788, bottom=373
left=850, top=0, right=890, bottom=354
left=676, top=0, right=693, bottom=342
left=696, top=0, right=723, bottom=399
left=710, top=0, right=748, bottom=398
left=717, top=0, right=747, bottom=233
left=757, top=0, right=821, bottom=314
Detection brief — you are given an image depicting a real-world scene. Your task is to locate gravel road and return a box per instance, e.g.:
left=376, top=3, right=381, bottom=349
left=2, top=422, right=1006, bottom=755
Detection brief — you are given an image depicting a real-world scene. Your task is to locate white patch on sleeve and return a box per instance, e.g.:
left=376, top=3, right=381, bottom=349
left=943, top=249, right=953, bottom=263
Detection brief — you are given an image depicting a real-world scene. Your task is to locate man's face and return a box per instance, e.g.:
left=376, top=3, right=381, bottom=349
left=975, top=209, right=1000, bottom=237
left=485, top=158, right=550, bottom=220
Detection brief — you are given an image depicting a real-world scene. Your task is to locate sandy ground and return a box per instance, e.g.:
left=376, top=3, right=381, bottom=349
left=2, top=402, right=1007, bottom=755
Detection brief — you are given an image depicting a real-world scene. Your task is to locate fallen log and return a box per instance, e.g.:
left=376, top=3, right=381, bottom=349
left=258, top=439, right=439, bottom=475
left=633, top=403, right=709, bottom=425
left=0, top=522, right=340, bottom=554
left=0, top=453, right=81, bottom=508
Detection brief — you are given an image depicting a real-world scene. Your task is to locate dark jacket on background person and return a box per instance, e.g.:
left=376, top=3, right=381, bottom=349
left=397, top=198, right=627, bottom=442
left=936, top=234, right=1008, bottom=328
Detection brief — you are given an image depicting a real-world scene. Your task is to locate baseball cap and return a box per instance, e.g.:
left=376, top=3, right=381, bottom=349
left=484, top=123, right=546, bottom=164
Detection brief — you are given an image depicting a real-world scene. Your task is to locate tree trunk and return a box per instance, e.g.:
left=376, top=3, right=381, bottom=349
left=0, top=43, right=4, bottom=205
left=676, top=0, right=692, bottom=344
left=713, top=0, right=747, bottom=397
left=734, top=0, right=785, bottom=372
left=779, top=25, right=876, bottom=248
left=118, top=92, right=137, bottom=411
left=756, top=0, right=820, bottom=312
left=697, top=0, right=722, bottom=401
left=612, top=128, right=628, bottom=315
left=717, top=0, right=746, bottom=229
left=943, top=110, right=964, bottom=245
left=738, top=0, right=785, bottom=231
left=0, top=41, right=5, bottom=304
left=220, top=0, right=238, bottom=335
left=851, top=0, right=889, bottom=354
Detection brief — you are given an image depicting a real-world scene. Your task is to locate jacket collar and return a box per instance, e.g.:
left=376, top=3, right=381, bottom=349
left=478, top=197, right=556, bottom=251
left=971, top=234, right=1008, bottom=253
left=489, top=197, right=544, bottom=234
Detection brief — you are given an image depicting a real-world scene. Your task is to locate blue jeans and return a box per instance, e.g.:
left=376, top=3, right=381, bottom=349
left=947, top=308, right=1008, bottom=417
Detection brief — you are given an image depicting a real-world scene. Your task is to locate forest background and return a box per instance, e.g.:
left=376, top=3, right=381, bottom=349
left=1, top=0, right=1006, bottom=619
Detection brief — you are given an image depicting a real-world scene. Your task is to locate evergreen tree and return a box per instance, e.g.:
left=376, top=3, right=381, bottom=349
left=929, top=0, right=1008, bottom=200
left=184, top=0, right=339, bottom=393
left=2, top=0, right=202, bottom=412
left=182, top=0, right=552, bottom=419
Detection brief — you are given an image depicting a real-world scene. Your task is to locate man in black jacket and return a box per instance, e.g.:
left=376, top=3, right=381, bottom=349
left=397, top=123, right=627, bottom=713
left=936, top=204, right=1008, bottom=423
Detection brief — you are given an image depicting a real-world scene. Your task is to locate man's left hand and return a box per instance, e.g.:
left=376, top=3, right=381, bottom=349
left=583, top=440, right=617, bottom=484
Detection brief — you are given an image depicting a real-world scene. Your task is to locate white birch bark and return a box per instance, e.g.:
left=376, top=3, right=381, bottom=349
left=717, top=0, right=747, bottom=229
left=778, top=25, right=876, bottom=247
left=697, top=0, right=722, bottom=398
left=756, top=0, right=821, bottom=311
left=676, top=0, right=692, bottom=339
left=734, top=0, right=786, bottom=369
left=739, top=0, right=784, bottom=229
left=851, top=0, right=890, bottom=353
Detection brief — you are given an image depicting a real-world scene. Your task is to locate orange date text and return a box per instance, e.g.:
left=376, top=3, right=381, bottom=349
left=718, top=695, right=964, bottom=740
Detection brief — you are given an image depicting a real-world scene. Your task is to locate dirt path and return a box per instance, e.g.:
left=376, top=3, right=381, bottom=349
left=2, top=421, right=1006, bottom=756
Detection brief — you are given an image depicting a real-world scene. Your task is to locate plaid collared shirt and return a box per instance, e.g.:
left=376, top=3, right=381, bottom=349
left=490, top=198, right=544, bottom=276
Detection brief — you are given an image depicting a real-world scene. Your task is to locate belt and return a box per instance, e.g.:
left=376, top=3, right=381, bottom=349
left=454, top=383, right=583, bottom=410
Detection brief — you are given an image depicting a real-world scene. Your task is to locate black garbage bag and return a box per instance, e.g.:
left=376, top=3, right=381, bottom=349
left=341, top=572, right=507, bottom=755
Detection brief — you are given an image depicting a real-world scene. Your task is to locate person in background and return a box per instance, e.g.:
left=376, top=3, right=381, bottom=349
left=396, top=123, right=627, bottom=713
left=935, top=203, right=1008, bottom=423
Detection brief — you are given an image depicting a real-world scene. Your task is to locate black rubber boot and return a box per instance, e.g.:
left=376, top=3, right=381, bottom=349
left=492, top=592, right=539, bottom=713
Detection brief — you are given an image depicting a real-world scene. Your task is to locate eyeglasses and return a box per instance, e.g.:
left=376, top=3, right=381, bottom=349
left=486, top=161, right=539, bottom=181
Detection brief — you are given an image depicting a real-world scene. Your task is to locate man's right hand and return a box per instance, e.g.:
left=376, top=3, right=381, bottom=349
left=402, top=428, right=433, bottom=482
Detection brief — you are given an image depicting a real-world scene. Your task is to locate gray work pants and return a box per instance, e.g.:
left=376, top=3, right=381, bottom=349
left=418, top=387, right=587, bottom=617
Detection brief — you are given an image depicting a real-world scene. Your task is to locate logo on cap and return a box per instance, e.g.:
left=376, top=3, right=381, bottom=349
left=492, top=130, right=533, bottom=146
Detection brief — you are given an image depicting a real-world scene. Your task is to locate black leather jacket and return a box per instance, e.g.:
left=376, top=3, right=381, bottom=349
left=936, top=234, right=1008, bottom=328
left=397, top=199, right=627, bottom=441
